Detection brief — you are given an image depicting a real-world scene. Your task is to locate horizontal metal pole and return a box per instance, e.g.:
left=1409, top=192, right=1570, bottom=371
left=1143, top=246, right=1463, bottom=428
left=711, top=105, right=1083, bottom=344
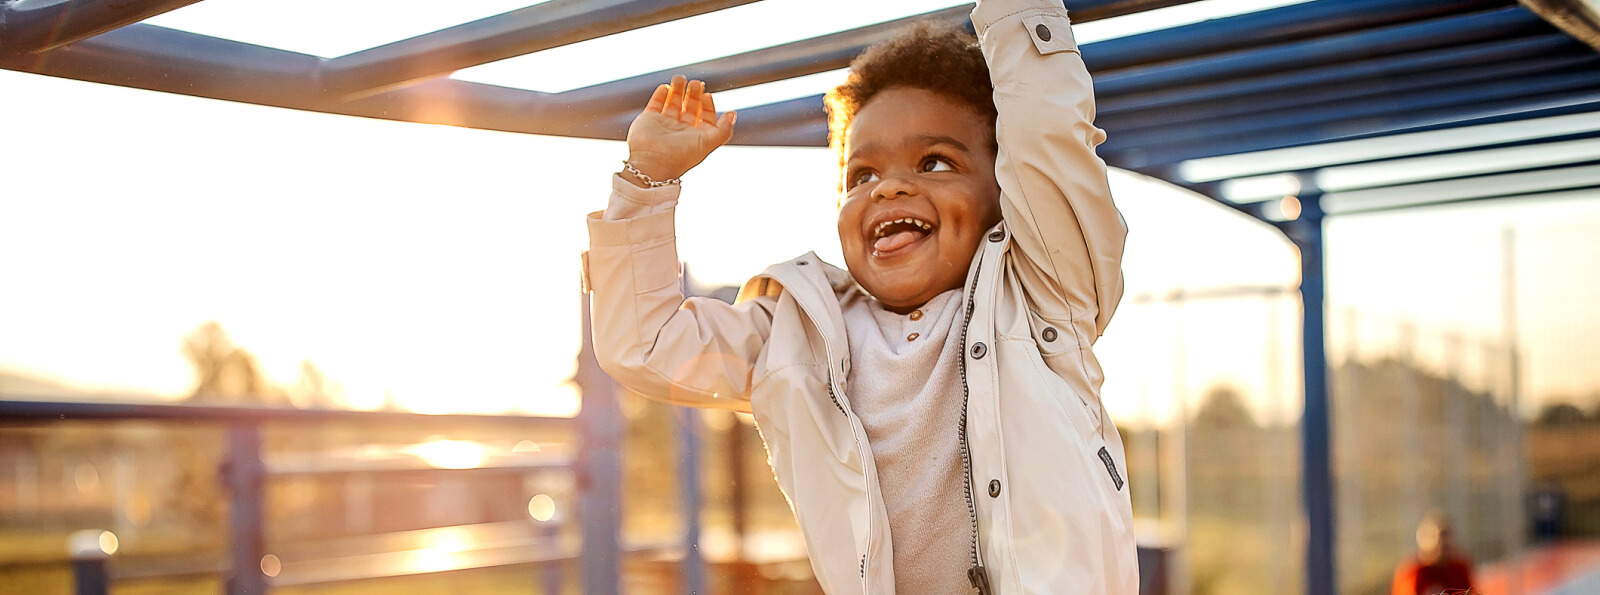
left=1095, top=6, right=1550, bottom=97
left=326, top=0, right=1205, bottom=99
left=325, top=0, right=762, bottom=99
left=0, top=0, right=202, bottom=54
left=0, top=25, right=626, bottom=139
left=1107, top=69, right=1600, bottom=150
left=1104, top=90, right=1600, bottom=168
left=555, top=0, right=1207, bottom=129
left=1325, top=162, right=1600, bottom=214
left=1082, top=0, right=1506, bottom=72
left=727, top=94, right=829, bottom=146
left=0, top=396, right=579, bottom=429
left=1098, top=33, right=1577, bottom=115
left=554, top=4, right=974, bottom=116
left=1102, top=51, right=1599, bottom=132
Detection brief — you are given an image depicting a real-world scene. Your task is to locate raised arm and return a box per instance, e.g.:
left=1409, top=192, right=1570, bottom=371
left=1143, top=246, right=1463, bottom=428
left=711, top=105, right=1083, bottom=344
left=974, top=0, right=1127, bottom=339
left=584, top=77, right=766, bottom=411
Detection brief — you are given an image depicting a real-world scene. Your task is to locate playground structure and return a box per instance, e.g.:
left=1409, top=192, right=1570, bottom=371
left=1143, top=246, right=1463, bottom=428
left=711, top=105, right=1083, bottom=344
left=6, top=0, right=1600, bottom=593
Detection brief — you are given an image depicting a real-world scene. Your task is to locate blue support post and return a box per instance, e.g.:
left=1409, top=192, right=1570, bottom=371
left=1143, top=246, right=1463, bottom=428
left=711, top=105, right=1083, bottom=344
left=676, top=270, right=706, bottom=595
left=577, top=290, right=623, bottom=595
left=225, top=423, right=267, bottom=595
left=1282, top=186, right=1335, bottom=595
left=676, top=408, right=705, bottom=594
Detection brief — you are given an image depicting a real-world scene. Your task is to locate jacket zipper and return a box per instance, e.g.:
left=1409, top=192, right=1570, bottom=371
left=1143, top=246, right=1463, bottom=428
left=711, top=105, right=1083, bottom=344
left=785, top=267, right=876, bottom=593
left=957, top=260, right=993, bottom=595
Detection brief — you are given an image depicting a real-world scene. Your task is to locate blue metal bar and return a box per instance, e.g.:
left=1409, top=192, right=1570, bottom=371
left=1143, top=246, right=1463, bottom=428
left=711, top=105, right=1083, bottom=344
left=577, top=290, right=622, bottom=595
left=1081, top=0, right=1506, bottom=72
left=1280, top=188, right=1334, bottom=595
left=1101, top=52, right=1600, bottom=132
left=555, top=4, right=974, bottom=116
left=1095, top=6, right=1550, bottom=98
left=325, top=0, right=762, bottom=99
left=1102, top=70, right=1600, bottom=160
left=1329, top=180, right=1600, bottom=216
left=225, top=423, right=267, bottom=595
left=0, top=0, right=203, bottom=54
left=1103, top=90, right=1600, bottom=168
left=1097, top=33, right=1579, bottom=115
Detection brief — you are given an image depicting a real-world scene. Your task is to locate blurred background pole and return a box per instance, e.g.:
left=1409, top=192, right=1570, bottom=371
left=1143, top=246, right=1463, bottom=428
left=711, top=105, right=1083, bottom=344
left=676, top=269, right=706, bottom=595
left=1502, top=224, right=1526, bottom=594
left=577, top=285, right=622, bottom=595
left=67, top=530, right=110, bottom=595
left=1284, top=183, right=1335, bottom=595
left=675, top=409, right=705, bottom=594
left=225, top=423, right=266, bottom=595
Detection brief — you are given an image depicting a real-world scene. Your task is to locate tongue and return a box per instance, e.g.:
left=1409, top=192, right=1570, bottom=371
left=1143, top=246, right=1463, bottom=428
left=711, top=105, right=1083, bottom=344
left=874, top=230, right=921, bottom=253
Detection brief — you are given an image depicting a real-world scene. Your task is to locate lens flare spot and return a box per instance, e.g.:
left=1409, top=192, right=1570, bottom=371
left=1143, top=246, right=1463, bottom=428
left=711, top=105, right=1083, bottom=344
left=528, top=494, right=556, bottom=522
left=98, top=531, right=118, bottom=555
left=260, top=553, right=282, bottom=577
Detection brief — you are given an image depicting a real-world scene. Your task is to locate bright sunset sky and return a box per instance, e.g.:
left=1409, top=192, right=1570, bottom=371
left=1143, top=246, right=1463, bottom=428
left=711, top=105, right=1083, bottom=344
left=2, top=0, right=1597, bottom=423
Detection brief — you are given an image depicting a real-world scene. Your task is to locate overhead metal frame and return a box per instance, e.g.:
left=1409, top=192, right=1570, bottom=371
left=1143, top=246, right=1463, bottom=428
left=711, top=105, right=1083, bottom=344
left=7, top=1, right=1600, bottom=595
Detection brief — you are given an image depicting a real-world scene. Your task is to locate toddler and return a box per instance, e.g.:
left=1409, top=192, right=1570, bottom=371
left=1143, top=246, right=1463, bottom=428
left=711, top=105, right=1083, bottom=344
left=584, top=0, right=1134, bottom=592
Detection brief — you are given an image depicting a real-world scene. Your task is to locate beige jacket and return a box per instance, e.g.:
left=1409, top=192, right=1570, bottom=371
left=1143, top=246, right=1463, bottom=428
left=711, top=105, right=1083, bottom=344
left=583, top=1, right=1135, bottom=592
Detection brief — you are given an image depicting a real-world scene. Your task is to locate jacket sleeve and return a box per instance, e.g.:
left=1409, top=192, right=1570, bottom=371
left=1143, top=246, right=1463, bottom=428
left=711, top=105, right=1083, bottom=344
left=583, top=175, right=775, bottom=412
left=974, top=0, right=1127, bottom=339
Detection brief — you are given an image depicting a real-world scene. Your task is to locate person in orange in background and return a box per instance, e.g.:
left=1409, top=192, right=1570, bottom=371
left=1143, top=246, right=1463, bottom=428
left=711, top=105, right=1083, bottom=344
left=1393, top=511, right=1475, bottom=595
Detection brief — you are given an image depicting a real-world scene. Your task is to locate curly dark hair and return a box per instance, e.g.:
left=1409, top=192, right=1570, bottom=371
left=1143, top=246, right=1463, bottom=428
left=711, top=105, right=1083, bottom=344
left=824, top=20, right=997, bottom=168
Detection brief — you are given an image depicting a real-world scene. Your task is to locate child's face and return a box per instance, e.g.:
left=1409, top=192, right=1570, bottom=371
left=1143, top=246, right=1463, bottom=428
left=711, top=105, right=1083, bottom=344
left=837, top=87, right=1001, bottom=312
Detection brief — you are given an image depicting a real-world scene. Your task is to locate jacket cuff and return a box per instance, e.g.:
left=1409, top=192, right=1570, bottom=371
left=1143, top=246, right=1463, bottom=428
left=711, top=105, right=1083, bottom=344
left=972, top=0, right=1068, bottom=37
left=605, top=172, right=682, bottom=219
left=587, top=207, right=676, bottom=248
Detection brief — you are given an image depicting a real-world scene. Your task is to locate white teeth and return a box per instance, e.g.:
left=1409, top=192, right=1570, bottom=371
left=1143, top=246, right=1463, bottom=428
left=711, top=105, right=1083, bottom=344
left=874, top=217, right=933, bottom=237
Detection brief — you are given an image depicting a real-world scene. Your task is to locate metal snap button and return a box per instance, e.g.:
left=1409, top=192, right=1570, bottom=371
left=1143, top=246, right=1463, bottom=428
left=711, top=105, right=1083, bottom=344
left=1042, top=327, right=1058, bottom=342
left=987, top=230, right=1005, bottom=242
left=907, top=332, right=919, bottom=342
left=988, top=479, right=1001, bottom=498
left=971, top=342, right=987, bottom=359
left=1035, top=24, right=1052, bottom=42
left=908, top=309, right=923, bottom=321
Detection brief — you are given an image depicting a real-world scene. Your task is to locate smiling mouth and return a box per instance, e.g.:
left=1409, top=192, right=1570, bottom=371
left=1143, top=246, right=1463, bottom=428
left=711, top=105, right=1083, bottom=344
left=872, top=217, right=934, bottom=256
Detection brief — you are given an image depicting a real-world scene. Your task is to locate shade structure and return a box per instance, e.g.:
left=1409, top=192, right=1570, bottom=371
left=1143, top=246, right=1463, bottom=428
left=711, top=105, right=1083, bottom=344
left=5, top=1, right=1598, bottom=595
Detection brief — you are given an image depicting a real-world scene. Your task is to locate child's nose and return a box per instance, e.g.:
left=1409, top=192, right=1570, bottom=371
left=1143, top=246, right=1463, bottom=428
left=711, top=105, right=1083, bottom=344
left=872, top=173, right=918, bottom=201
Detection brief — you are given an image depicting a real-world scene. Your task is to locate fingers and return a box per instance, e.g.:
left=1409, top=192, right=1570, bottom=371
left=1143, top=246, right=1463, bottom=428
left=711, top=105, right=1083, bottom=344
left=645, top=83, right=670, bottom=112
left=662, top=75, right=688, bottom=118
left=684, top=80, right=705, bottom=126
left=700, top=91, right=719, bottom=126
left=714, top=110, right=737, bottom=145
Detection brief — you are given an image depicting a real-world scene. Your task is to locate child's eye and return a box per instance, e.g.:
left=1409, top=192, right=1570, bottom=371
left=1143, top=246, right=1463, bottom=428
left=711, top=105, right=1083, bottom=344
left=849, top=169, right=880, bottom=189
left=921, top=157, right=954, bottom=173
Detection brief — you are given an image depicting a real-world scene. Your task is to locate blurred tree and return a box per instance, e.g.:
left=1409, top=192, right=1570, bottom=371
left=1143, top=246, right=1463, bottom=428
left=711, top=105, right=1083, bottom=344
left=1536, top=402, right=1592, bottom=428
left=1195, top=385, right=1258, bottom=430
left=182, top=321, right=285, bottom=405
left=168, top=322, right=286, bottom=534
left=290, top=360, right=345, bottom=409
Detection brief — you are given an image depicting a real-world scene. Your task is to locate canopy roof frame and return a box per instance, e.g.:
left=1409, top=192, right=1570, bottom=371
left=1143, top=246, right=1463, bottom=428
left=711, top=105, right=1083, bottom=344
left=6, top=2, right=1600, bottom=595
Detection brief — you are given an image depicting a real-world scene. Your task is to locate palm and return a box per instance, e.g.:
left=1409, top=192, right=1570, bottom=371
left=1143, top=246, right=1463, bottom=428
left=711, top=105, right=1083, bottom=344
left=625, top=76, right=736, bottom=181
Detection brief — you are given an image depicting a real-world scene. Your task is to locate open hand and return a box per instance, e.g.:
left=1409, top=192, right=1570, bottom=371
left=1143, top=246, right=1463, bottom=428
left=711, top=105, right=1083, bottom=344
left=624, top=75, right=737, bottom=184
